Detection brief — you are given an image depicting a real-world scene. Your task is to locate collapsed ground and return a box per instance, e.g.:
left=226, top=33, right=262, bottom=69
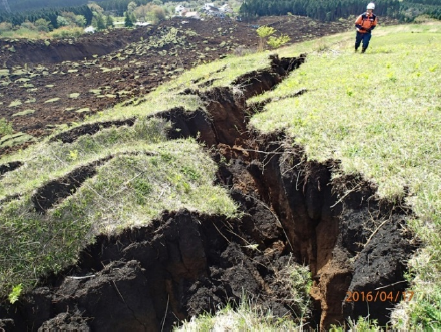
left=0, top=15, right=405, bottom=156
left=0, top=45, right=416, bottom=330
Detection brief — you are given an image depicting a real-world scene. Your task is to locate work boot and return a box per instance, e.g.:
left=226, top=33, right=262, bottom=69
left=355, top=48, right=358, bottom=52
left=361, top=47, right=367, bottom=53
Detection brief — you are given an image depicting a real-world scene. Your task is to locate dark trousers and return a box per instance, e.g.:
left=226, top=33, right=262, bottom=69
left=355, top=31, right=372, bottom=50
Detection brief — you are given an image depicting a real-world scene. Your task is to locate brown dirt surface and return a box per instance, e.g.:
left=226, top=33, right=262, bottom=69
left=0, top=15, right=354, bottom=156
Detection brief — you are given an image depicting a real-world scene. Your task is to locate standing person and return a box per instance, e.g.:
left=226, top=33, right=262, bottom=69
left=355, top=3, right=378, bottom=53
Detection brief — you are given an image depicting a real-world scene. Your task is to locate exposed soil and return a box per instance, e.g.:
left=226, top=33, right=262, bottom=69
left=0, top=15, right=357, bottom=155
left=0, top=46, right=417, bottom=331
left=32, top=156, right=111, bottom=213
left=0, top=161, right=22, bottom=176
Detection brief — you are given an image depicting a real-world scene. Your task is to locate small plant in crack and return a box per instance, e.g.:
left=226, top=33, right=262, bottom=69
left=8, top=283, right=22, bottom=304
left=232, top=84, right=245, bottom=98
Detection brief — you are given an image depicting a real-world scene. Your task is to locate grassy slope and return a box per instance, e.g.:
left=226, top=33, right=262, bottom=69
left=0, top=119, right=237, bottom=297
left=250, top=22, right=441, bottom=329
left=0, top=51, right=272, bottom=299
left=0, top=22, right=440, bottom=329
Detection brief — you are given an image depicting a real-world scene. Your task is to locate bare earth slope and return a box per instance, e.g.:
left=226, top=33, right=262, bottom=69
left=0, top=16, right=352, bottom=155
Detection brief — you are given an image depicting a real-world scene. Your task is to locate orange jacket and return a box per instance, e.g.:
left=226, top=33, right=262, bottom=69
left=355, top=13, right=377, bottom=33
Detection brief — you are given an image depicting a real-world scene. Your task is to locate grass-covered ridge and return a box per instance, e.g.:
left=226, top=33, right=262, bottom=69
left=250, top=22, right=441, bottom=329
left=0, top=117, right=237, bottom=297
left=0, top=50, right=275, bottom=300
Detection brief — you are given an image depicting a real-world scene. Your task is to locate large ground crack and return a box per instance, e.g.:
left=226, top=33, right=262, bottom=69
left=0, top=54, right=417, bottom=331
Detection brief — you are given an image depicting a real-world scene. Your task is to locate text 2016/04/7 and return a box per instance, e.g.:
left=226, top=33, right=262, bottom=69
left=345, top=291, right=414, bottom=302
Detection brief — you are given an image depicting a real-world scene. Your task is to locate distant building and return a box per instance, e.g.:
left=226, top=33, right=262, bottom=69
left=175, top=5, right=187, bottom=15
left=219, top=4, right=232, bottom=13
left=84, top=26, right=95, bottom=33
left=202, top=3, right=228, bottom=17
left=203, top=3, right=218, bottom=13
left=183, top=11, right=200, bottom=20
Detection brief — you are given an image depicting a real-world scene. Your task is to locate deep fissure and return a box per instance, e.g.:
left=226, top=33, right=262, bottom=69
left=0, top=54, right=417, bottom=331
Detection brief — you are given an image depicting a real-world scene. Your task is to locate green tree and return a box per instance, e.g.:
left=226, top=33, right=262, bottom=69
left=57, top=15, right=69, bottom=27
left=74, top=15, right=87, bottom=27
left=34, top=18, right=51, bottom=32
left=20, top=20, right=36, bottom=30
left=256, top=25, right=276, bottom=51
left=151, top=5, right=166, bottom=23
left=0, top=22, right=13, bottom=33
left=88, top=3, right=104, bottom=15
left=267, top=34, right=291, bottom=49
left=124, top=12, right=134, bottom=28
left=128, top=1, right=137, bottom=13
left=105, top=15, right=114, bottom=28
left=96, top=14, right=106, bottom=30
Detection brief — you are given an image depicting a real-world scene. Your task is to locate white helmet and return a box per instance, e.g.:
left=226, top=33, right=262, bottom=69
left=367, top=3, right=375, bottom=10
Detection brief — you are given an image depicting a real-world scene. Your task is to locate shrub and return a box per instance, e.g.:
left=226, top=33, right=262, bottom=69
left=0, top=118, right=13, bottom=137
left=256, top=25, right=276, bottom=51
left=267, top=34, right=291, bottom=49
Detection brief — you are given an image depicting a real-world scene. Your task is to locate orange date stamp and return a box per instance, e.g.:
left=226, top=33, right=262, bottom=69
left=345, top=291, right=414, bottom=302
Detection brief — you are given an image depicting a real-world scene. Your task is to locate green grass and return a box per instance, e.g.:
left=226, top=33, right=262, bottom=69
left=250, top=22, right=441, bottom=330
left=0, top=117, right=236, bottom=297
left=0, top=118, right=13, bottom=136
left=177, top=301, right=301, bottom=331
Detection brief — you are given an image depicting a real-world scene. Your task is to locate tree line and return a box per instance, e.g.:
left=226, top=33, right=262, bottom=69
left=0, top=0, right=178, bottom=16
left=0, top=5, right=93, bottom=29
left=1, top=0, right=96, bottom=13
left=239, top=0, right=441, bottom=21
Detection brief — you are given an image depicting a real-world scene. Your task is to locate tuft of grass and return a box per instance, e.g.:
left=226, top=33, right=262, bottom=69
left=250, top=22, right=441, bottom=329
left=0, top=118, right=13, bottom=136
left=69, top=92, right=81, bottom=99
left=0, top=132, right=35, bottom=148
left=8, top=99, right=22, bottom=107
left=12, top=109, right=35, bottom=117
left=330, top=316, right=382, bottom=332
left=177, top=296, right=305, bottom=331
left=44, top=97, right=60, bottom=103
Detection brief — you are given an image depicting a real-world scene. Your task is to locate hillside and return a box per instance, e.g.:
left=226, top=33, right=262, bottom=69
left=0, top=15, right=350, bottom=155
left=0, top=17, right=440, bottom=331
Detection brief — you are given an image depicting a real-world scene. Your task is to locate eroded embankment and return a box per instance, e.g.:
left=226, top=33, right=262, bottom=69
left=0, top=28, right=151, bottom=67
left=0, top=55, right=417, bottom=331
